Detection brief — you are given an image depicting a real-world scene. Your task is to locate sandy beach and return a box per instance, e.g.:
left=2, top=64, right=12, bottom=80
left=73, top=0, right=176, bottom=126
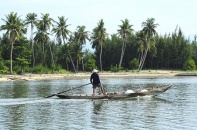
left=0, top=70, right=196, bottom=82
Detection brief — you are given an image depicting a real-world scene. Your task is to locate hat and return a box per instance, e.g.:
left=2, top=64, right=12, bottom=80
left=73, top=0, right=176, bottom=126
left=92, top=69, right=98, bottom=73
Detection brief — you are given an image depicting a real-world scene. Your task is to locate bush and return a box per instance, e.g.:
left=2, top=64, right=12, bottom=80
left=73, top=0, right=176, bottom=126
left=0, top=61, right=8, bottom=74
left=183, top=59, right=196, bottom=70
left=24, top=64, right=68, bottom=74
left=54, top=64, right=62, bottom=71
left=110, top=64, right=124, bottom=72
left=58, top=69, right=69, bottom=74
left=52, top=64, right=69, bottom=74
left=85, top=58, right=97, bottom=71
left=13, top=65, right=22, bottom=74
left=129, top=58, right=139, bottom=70
left=31, top=64, right=50, bottom=74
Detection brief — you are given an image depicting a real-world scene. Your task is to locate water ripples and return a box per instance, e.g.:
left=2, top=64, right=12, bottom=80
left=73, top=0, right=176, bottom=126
left=0, top=78, right=197, bottom=130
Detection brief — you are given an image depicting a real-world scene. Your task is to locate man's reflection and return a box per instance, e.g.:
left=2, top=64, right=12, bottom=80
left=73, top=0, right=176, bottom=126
left=93, top=100, right=106, bottom=114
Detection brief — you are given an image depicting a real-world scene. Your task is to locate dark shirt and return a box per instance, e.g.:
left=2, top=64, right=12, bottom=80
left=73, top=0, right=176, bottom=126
left=90, top=72, right=101, bottom=85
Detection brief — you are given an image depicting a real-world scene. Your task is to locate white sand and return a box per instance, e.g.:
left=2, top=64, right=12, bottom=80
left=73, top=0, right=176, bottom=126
left=0, top=70, right=186, bottom=82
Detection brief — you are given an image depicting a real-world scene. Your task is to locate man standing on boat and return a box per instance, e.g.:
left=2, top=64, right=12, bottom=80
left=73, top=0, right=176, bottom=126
left=90, top=69, right=105, bottom=95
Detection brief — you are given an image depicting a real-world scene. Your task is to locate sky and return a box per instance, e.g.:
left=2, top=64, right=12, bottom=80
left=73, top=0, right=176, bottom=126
left=1, top=0, right=197, bottom=50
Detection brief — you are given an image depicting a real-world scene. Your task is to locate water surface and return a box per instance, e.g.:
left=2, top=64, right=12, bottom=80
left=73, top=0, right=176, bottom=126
left=0, top=77, right=197, bottom=130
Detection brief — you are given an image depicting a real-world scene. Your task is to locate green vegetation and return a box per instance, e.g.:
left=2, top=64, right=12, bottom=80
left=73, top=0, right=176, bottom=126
left=0, top=12, right=197, bottom=74
left=110, top=64, right=124, bottom=72
left=84, top=58, right=96, bottom=71
left=183, top=59, right=196, bottom=70
left=129, top=58, right=139, bottom=70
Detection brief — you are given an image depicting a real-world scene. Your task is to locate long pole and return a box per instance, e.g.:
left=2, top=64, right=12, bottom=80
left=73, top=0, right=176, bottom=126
left=45, top=83, right=91, bottom=98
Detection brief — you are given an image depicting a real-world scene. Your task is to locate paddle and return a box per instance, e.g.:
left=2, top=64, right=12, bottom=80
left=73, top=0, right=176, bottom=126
left=45, top=83, right=91, bottom=98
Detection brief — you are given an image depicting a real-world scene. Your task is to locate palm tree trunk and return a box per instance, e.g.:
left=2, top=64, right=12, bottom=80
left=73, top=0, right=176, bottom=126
left=138, top=51, right=144, bottom=71
left=63, top=38, right=76, bottom=72
left=10, top=41, right=14, bottom=74
left=119, top=41, right=125, bottom=67
left=100, top=42, right=103, bottom=71
left=139, top=52, right=144, bottom=70
left=49, top=43, right=55, bottom=66
left=122, top=41, right=127, bottom=62
left=67, top=50, right=76, bottom=72
left=31, top=25, right=35, bottom=67
left=139, top=39, right=150, bottom=70
left=76, top=59, right=79, bottom=72
left=66, top=59, right=69, bottom=71
left=42, top=43, right=45, bottom=66
left=81, top=45, right=85, bottom=72
left=140, top=47, right=148, bottom=70
left=32, top=40, right=35, bottom=67
left=82, top=57, right=84, bottom=72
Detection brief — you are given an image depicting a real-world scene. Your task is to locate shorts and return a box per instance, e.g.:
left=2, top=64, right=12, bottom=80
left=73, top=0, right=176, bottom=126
left=93, top=84, right=100, bottom=89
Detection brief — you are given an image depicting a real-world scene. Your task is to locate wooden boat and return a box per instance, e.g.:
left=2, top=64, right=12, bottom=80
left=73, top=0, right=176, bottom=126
left=57, top=85, right=171, bottom=99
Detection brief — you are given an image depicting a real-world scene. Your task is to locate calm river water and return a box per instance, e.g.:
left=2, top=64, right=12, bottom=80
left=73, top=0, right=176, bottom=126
left=0, top=77, right=197, bottom=130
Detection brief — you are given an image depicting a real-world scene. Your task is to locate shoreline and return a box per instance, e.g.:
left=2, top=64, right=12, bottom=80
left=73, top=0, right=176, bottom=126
left=0, top=70, right=197, bottom=82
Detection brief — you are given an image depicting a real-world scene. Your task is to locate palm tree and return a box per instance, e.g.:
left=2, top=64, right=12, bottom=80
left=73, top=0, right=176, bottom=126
left=40, top=13, right=53, bottom=31
left=35, top=13, right=54, bottom=66
left=0, top=12, right=27, bottom=74
left=117, top=19, right=133, bottom=67
left=52, top=16, right=76, bottom=72
left=70, top=41, right=82, bottom=72
left=25, top=13, right=38, bottom=67
left=52, top=16, right=71, bottom=44
left=91, top=19, right=107, bottom=71
left=139, top=18, right=158, bottom=70
left=136, top=31, right=146, bottom=70
left=58, top=44, right=71, bottom=70
left=74, top=26, right=90, bottom=71
left=75, top=26, right=90, bottom=45
left=34, top=22, right=50, bottom=65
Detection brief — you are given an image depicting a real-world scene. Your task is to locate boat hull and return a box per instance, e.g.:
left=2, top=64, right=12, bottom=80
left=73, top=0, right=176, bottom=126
left=56, top=85, right=171, bottom=99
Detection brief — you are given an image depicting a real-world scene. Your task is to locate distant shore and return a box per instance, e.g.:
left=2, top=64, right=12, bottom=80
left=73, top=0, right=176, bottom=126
left=0, top=70, right=197, bottom=82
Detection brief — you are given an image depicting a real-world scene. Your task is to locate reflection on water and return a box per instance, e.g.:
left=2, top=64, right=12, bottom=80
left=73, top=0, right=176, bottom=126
left=0, top=77, right=197, bottom=130
left=93, top=100, right=106, bottom=114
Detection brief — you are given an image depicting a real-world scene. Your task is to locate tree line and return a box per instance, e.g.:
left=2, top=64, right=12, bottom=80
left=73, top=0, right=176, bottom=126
left=0, top=12, right=196, bottom=74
